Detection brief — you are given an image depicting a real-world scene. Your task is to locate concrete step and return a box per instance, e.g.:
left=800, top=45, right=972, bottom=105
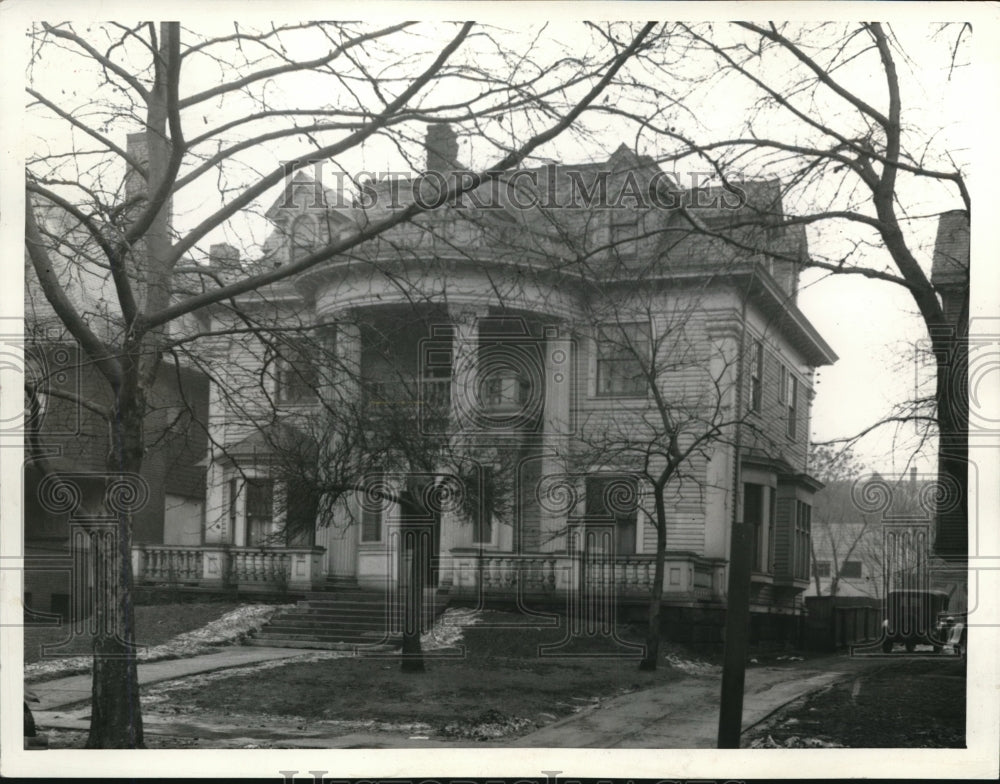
left=268, top=624, right=401, bottom=637
left=246, top=637, right=399, bottom=652
left=253, top=629, right=401, bottom=644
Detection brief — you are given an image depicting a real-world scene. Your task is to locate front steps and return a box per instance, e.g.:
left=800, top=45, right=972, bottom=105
left=248, top=586, right=448, bottom=651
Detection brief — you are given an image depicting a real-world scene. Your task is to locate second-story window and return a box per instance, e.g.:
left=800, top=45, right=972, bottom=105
left=749, top=339, right=763, bottom=412
left=595, top=322, right=651, bottom=397
left=786, top=371, right=798, bottom=440
left=276, top=339, right=318, bottom=405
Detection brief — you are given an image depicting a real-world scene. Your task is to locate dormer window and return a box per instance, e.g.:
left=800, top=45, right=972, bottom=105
left=290, top=214, right=318, bottom=264
left=610, top=214, right=638, bottom=260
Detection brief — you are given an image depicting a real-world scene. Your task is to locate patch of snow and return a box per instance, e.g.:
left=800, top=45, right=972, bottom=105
left=25, top=604, right=291, bottom=682
left=664, top=653, right=721, bottom=676
left=420, top=607, right=482, bottom=650
left=750, top=734, right=844, bottom=748
left=440, top=709, right=533, bottom=741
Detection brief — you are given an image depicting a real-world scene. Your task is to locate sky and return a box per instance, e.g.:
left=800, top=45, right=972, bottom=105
left=10, top=15, right=982, bottom=479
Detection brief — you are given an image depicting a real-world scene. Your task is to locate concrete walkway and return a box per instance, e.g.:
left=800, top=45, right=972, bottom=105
left=29, top=645, right=874, bottom=748
left=516, top=664, right=847, bottom=747
left=29, top=646, right=309, bottom=710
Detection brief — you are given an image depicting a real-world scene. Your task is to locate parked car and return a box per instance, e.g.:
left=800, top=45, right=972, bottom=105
left=880, top=589, right=952, bottom=653
left=935, top=610, right=968, bottom=656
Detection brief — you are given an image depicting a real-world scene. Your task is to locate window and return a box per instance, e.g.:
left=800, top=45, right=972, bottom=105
left=482, top=371, right=530, bottom=410
left=595, top=322, right=651, bottom=397
left=840, top=560, right=863, bottom=579
left=290, top=214, right=318, bottom=264
left=472, top=469, right=496, bottom=545
left=786, top=372, right=798, bottom=440
left=276, top=340, right=318, bottom=404
left=744, top=483, right=765, bottom=572
left=793, top=500, right=811, bottom=580
left=749, top=340, right=763, bottom=412
left=246, top=478, right=275, bottom=546
left=360, top=475, right=385, bottom=543
left=813, top=560, right=831, bottom=578
left=585, top=475, right=638, bottom=555
left=610, top=215, right=638, bottom=259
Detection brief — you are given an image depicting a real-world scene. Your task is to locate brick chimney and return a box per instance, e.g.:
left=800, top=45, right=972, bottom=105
left=209, top=243, right=240, bottom=268
left=426, top=123, right=459, bottom=172
left=124, top=130, right=173, bottom=225
left=125, top=131, right=148, bottom=202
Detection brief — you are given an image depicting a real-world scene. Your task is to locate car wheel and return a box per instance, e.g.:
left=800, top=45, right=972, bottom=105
left=905, top=641, right=916, bottom=653
left=933, top=645, right=942, bottom=654
left=881, top=638, right=893, bottom=653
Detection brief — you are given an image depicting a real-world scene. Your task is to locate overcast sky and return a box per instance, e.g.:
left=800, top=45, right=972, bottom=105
left=9, top=10, right=986, bottom=480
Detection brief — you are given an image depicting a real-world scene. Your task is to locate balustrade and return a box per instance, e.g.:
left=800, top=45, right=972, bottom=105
left=134, top=544, right=325, bottom=590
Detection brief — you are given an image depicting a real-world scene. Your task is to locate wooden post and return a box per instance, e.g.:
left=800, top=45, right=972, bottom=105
left=717, top=521, right=753, bottom=748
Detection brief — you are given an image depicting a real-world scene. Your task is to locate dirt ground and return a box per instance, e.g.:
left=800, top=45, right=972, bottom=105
left=743, top=654, right=966, bottom=748
left=138, top=612, right=689, bottom=742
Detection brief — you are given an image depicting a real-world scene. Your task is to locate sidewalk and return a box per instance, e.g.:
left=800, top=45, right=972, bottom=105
left=515, top=664, right=848, bottom=747
left=31, top=645, right=871, bottom=748
left=30, top=646, right=310, bottom=711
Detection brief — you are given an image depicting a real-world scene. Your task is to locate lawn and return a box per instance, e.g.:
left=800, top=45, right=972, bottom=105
left=150, top=611, right=694, bottom=738
left=744, top=656, right=966, bottom=748
left=23, top=601, right=245, bottom=665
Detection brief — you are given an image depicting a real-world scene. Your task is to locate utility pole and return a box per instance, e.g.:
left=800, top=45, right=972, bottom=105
left=717, top=519, right=754, bottom=748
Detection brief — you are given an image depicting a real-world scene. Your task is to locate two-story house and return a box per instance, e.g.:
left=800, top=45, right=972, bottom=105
left=132, top=125, right=837, bottom=643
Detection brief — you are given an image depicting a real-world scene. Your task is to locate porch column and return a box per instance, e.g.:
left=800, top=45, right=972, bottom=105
left=447, top=305, right=487, bottom=432
left=540, top=322, right=573, bottom=551
left=333, top=315, right=362, bottom=404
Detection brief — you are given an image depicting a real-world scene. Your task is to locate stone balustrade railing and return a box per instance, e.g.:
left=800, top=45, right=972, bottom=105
left=132, top=544, right=325, bottom=592
left=446, top=548, right=726, bottom=601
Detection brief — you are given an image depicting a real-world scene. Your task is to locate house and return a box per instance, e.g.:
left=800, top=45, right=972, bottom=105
left=23, top=144, right=209, bottom=620
left=130, top=125, right=837, bottom=643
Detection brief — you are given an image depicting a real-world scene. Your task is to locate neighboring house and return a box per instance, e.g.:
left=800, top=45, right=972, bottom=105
left=129, top=125, right=837, bottom=643
left=23, top=138, right=209, bottom=619
left=806, top=470, right=960, bottom=607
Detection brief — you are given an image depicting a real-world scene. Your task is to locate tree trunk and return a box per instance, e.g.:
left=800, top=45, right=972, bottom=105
left=640, top=490, right=668, bottom=671
left=934, top=333, right=968, bottom=561
left=87, top=385, right=145, bottom=748
left=398, top=489, right=427, bottom=673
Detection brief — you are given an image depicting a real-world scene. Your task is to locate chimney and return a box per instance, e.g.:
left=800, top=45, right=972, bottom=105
left=910, top=466, right=917, bottom=487
left=426, top=123, right=458, bottom=172
left=125, top=131, right=149, bottom=202
left=209, top=243, right=240, bottom=268
left=124, top=130, right=173, bottom=226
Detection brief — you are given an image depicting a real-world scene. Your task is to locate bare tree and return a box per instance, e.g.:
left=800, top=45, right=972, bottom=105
left=23, top=20, right=658, bottom=748
left=598, top=21, right=971, bottom=560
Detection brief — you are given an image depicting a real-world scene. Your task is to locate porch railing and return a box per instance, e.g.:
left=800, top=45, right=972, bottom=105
left=132, top=544, right=325, bottom=591
left=446, top=549, right=726, bottom=601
